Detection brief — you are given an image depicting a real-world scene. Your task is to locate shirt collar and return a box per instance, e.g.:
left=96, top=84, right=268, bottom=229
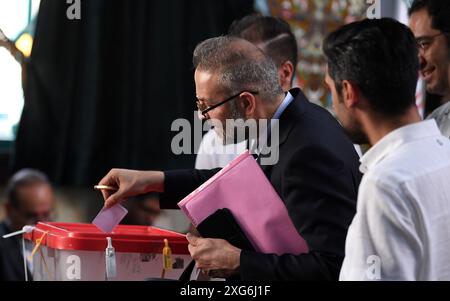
left=273, top=91, right=294, bottom=120
left=359, top=120, right=442, bottom=174
left=249, top=92, right=294, bottom=156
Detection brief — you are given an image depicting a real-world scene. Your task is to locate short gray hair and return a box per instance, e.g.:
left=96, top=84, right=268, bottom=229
left=6, top=169, right=51, bottom=208
left=193, top=36, right=283, bottom=102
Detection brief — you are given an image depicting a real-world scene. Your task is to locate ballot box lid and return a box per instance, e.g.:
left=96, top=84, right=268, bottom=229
left=24, top=222, right=189, bottom=254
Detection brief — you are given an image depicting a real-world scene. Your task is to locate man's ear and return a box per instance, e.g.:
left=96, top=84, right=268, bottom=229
left=341, top=80, right=360, bottom=109
left=279, top=61, right=295, bottom=90
left=238, top=92, right=257, bottom=118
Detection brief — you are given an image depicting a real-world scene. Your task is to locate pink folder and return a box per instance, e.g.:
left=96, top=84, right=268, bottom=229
left=178, top=151, right=309, bottom=256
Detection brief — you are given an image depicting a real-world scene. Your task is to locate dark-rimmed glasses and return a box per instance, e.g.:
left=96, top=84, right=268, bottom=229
left=196, top=91, right=259, bottom=119
left=416, top=32, right=448, bottom=52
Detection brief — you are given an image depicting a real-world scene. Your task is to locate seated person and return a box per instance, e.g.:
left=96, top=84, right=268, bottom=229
left=0, top=169, right=55, bottom=281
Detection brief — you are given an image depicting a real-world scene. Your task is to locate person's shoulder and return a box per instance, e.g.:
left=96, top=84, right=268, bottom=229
left=286, top=100, right=353, bottom=149
left=0, top=222, right=10, bottom=248
left=365, top=151, right=417, bottom=188
left=289, top=90, right=341, bottom=130
left=427, top=101, right=450, bottom=121
left=0, top=221, right=8, bottom=236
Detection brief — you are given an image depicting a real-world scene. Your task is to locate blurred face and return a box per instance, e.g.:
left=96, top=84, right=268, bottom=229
left=195, top=69, right=245, bottom=144
left=7, top=183, right=55, bottom=231
left=410, top=9, right=450, bottom=98
left=325, top=71, right=369, bottom=145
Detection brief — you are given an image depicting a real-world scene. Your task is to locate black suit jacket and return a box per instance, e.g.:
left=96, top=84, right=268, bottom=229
left=0, top=221, right=32, bottom=281
left=161, top=88, right=362, bottom=280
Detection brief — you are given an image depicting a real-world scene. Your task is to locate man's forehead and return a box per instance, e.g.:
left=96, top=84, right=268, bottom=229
left=195, top=69, right=225, bottom=100
left=195, top=68, right=217, bottom=83
left=409, top=8, right=436, bottom=37
left=17, top=183, right=53, bottom=203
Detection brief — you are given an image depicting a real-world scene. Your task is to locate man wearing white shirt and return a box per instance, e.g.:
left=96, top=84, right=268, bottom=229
left=323, top=18, right=450, bottom=281
left=409, top=0, right=450, bottom=138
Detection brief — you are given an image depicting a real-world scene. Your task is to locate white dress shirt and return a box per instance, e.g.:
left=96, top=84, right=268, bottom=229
left=340, top=120, right=450, bottom=281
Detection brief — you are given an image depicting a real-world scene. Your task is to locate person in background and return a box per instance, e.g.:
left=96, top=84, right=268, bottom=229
left=323, top=18, right=450, bottom=281
left=409, top=0, right=450, bottom=138
left=121, top=193, right=161, bottom=226
left=0, top=169, right=55, bottom=281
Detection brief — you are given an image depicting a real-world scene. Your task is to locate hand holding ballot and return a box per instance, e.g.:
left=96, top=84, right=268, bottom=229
left=98, top=169, right=165, bottom=208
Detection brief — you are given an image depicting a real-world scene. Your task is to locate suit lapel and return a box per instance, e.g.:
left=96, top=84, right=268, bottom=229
left=258, top=88, right=307, bottom=172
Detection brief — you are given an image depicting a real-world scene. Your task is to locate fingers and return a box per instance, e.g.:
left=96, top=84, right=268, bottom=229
left=100, top=189, right=111, bottom=202
left=98, top=169, right=124, bottom=208
left=104, top=188, right=125, bottom=209
left=187, top=233, right=203, bottom=266
left=187, top=233, right=199, bottom=258
left=98, top=170, right=118, bottom=188
left=186, top=233, right=200, bottom=246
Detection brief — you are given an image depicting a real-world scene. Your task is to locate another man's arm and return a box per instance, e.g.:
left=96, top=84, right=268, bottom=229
left=99, top=168, right=220, bottom=209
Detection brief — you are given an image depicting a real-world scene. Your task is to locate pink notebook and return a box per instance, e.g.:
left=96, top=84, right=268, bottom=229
left=178, top=151, right=308, bottom=256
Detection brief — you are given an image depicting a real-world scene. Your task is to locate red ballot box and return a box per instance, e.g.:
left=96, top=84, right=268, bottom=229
left=24, top=222, right=190, bottom=281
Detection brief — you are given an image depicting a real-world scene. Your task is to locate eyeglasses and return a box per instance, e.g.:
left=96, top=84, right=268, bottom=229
left=416, top=32, right=448, bottom=51
left=196, top=91, right=259, bottom=119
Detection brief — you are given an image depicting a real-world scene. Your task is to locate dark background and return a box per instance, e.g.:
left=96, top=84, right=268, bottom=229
left=9, top=0, right=254, bottom=186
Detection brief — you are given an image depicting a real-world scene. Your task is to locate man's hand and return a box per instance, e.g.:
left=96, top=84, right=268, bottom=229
left=98, top=169, right=165, bottom=208
left=187, top=233, right=242, bottom=277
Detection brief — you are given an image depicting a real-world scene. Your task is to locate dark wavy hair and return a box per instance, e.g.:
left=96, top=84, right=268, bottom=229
left=323, top=18, right=419, bottom=117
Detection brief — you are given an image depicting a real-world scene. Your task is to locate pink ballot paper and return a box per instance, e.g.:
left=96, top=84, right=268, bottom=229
left=178, top=151, right=309, bottom=255
left=92, top=204, right=128, bottom=233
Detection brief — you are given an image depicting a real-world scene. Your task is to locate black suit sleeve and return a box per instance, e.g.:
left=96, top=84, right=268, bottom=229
left=240, top=145, right=358, bottom=280
left=159, top=168, right=221, bottom=209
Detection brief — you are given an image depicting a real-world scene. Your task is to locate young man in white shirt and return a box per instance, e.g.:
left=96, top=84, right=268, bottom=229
left=323, top=18, right=450, bottom=281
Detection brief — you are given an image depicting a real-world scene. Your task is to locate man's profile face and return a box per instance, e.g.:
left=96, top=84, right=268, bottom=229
left=194, top=69, right=245, bottom=144
left=410, top=9, right=450, bottom=98
left=8, top=183, right=55, bottom=230
left=325, top=71, right=368, bottom=145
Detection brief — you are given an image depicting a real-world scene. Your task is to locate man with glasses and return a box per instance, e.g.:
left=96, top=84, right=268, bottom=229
left=98, top=36, right=361, bottom=280
left=409, top=0, right=450, bottom=137
left=0, top=169, right=55, bottom=281
left=195, top=15, right=299, bottom=169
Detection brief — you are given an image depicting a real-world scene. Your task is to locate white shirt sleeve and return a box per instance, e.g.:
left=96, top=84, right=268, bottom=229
left=340, top=178, right=423, bottom=281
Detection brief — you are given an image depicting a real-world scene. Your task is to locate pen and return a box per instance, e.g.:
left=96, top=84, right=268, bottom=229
left=94, top=185, right=118, bottom=192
